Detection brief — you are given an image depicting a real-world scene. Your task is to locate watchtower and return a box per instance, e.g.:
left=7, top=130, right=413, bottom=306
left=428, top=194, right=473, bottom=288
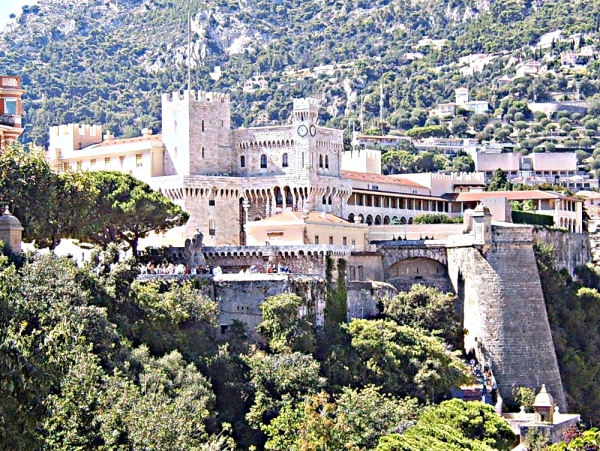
left=161, top=90, right=233, bottom=176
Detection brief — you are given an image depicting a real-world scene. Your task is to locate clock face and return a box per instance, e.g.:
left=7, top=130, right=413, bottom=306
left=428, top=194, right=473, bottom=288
left=297, top=125, right=308, bottom=137
left=309, top=125, right=317, bottom=136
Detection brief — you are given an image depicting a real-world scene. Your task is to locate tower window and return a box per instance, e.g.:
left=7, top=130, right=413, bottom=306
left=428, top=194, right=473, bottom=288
left=201, top=120, right=205, bottom=132
left=319, top=154, right=323, bottom=168
left=325, top=155, right=329, bottom=169
left=240, top=155, right=246, bottom=167
left=209, top=219, right=216, bottom=236
left=260, top=154, right=267, bottom=168
left=202, top=147, right=205, bottom=159
left=314, top=235, right=319, bottom=244
left=282, top=153, right=289, bottom=167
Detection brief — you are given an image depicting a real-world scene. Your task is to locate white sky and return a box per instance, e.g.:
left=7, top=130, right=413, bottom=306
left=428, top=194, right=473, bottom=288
left=0, top=0, right=39, bottom=30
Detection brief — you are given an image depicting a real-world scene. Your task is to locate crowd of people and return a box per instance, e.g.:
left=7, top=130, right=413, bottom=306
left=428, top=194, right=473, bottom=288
left=138, top=261, right=292, bottom=276
left=469, top=359, right=499, bottom=404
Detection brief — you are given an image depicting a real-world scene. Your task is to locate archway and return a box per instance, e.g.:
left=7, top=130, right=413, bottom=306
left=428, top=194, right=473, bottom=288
left=385, top=257, right=451, bottom=293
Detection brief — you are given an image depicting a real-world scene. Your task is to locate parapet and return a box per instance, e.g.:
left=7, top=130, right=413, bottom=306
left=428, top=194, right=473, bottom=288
left=293, top=97, right=320, bottom=111
left=161, top=89, right=230, bottom=104
left=49, top=123, right=103, bottom=138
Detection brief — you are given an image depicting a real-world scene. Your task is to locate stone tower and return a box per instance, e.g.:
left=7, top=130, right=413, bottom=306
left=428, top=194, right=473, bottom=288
left=161, top=90, right=232, bottom=176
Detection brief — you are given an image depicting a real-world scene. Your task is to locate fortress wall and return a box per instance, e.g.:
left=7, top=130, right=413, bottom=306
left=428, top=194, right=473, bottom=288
left=346, top=281, right=396, bottom=320
left=532, top=229, right=591, bottom=276
left=447, top=229, right=566, bottom=408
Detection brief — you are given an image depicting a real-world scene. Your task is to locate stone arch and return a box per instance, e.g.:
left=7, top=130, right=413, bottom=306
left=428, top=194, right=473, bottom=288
left=366, top=214, right=373, bottom=225
left=357, top=214, right=364, bottom=223
left=384, top=215, right=391, bottom=225
left=408, top=217, right=414, bottom=224
left=374, top=215, right=382, bottom=225
left=348, top=213, right=355, bottom=223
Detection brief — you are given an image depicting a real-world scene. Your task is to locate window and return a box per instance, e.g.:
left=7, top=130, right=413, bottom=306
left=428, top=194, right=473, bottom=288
left=314, top=235, right=319, bottom=244
left=119, top=156, right=125, bottom=168
left=329, top=236, right=334, bottom=245
left=352, top=239, right=356, bottom=247
left=319, top=154, right=323, bottom=168
left=343, top=237, right=347, bottom=246
left=358, top=266, right=365, bottom=281
left=136, top=154, right=143, bottom=167
left=201, top=147, right=205, bottom=159
left=260, top=154, right=267, bottom=168
left=282, top=153, right=289, bottom=167
left=209, top=219, right=216, bottom=236
left=76, top=161, right=82, bottom=170
left=90, top=159, right=96, bottom=166
left=4, top=99, right=17, bottom=115
left=104, top=157, right=110, bottom=167
left=240, top=155, right=246, bottom=167
left=221, top=120, right=224, bottom=128
left=63, top=162, right=70, bottom=172
left=325, top=155, right=329, bottom=169
left=174, top=120, right=177, bottom=133
left=201, top=120, right=205, bottom=132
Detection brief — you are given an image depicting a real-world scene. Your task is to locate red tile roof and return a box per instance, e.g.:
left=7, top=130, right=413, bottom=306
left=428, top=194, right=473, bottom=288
left=342, top=171, right=427, bottom=188
left=250, top=210, right=353, bottom=225
left=445, top=190, right=581, bottom=202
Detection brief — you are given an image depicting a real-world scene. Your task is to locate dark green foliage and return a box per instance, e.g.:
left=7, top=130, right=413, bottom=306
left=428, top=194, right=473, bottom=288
left=324, top=257, right=348, bottom=329
left=414, top=213, right=462, bottom=224
left=376, top=399, right=515, bottom=451
left=511, top=210, right=554, bottom=226
left=535, top=243, right=600, bottom=421
left=382, top=284, right=462, bottom=349
left=487, top=168, right=512, bottom=192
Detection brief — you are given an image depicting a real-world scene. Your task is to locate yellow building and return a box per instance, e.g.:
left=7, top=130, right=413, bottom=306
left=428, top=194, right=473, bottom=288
left=245, top=210, right=368, bottom=250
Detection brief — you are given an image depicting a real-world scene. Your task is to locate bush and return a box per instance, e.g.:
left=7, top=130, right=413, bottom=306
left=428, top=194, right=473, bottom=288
left=512, top=211, right=554, bottom=226
left=414, top=213, right=462, bottom=224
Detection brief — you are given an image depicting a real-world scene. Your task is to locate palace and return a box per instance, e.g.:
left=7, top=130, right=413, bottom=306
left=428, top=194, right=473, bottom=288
left=46, top=89, right=584, bottom=245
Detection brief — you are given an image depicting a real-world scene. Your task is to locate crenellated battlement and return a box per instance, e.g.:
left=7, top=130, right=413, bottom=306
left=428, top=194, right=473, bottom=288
left=49, top=123, right=103, bottom=138
left=161, top=89, right=230, bottom=104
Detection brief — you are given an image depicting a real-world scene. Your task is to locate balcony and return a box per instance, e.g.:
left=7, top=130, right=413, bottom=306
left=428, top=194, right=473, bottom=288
left=0, top=114, right=20, bottom=127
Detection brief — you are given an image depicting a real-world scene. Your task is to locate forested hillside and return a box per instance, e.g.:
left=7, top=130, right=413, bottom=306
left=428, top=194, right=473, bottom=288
left=3, top=0, right=600, bottom=146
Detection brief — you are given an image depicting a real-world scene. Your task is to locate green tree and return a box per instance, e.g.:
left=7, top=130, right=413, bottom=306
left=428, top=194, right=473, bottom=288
left=487, top=168, right=512, bottom=191
left=382, top=284, right=462, bottom=348
left=376, top=399, right=515, bottom=451
left=257, top=293, right=315, bottom=354
left=344, top=319, right=469, bottom=402
left=77, top=171, right=189, bottom=256
left=263, top=387, right=421, bottom=451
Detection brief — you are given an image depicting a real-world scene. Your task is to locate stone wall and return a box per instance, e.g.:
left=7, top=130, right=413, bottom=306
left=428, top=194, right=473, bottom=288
left=533, top=229, right=591, bottom=276
left=347, top=281, right=396, bottom=320
left=447, top=225, right=566, bottom=409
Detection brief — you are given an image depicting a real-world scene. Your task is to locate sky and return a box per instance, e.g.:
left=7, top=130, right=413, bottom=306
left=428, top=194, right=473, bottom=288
left=0, top=0, right=39, bottom=30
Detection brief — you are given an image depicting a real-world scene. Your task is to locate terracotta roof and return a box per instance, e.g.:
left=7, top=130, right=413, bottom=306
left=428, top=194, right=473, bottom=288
left=97, top=134, right=163, bottom=147
left=342, top=171, right=427, bottom=188
left=445, top=190, right=582, bottom=202
left=249, top=210, right=353, bottom=225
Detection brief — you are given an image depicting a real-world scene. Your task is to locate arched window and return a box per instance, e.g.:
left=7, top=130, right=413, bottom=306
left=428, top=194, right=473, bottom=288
left=282, top=153, right=289, bottom=167
left=319, top=155, right=323, bottom=168
left=201, top=147, right=205, bottom=159
left=240, top=155, right=246, bottom=167
left=260, top=154, right=267, bottom=168
left=325, top=155, right=329, bottom=169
